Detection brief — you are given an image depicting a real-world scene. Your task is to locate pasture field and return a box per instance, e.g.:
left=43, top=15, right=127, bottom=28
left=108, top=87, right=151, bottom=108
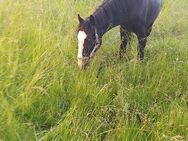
left=0, top=0, right=188, bottom=140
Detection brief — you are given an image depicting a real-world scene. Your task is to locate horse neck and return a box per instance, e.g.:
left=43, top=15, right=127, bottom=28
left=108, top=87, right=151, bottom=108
left=93, top=1, right=121, bottom=37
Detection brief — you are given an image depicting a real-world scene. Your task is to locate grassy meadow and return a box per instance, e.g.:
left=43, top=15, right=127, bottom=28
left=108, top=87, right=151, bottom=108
left=0, top=0, right=188, bottom=140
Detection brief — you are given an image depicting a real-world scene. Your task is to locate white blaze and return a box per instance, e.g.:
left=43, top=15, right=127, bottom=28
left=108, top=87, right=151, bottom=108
left=77, top=31, right=87, bottom=58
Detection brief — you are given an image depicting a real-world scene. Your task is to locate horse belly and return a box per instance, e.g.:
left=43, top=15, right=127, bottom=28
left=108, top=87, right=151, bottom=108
left=146, top=0, right=162, bottom=27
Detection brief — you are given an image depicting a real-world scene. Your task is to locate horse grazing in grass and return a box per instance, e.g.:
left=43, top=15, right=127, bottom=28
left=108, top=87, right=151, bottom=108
left=77, top=0, right=162, bottom=69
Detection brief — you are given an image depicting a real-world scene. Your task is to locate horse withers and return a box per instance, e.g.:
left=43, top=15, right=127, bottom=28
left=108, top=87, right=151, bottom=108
left=77, top=0, right=162, bottom=69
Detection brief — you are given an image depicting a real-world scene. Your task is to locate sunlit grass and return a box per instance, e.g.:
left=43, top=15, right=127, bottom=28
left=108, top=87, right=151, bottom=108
left=0, top=0, right=188, bottom=140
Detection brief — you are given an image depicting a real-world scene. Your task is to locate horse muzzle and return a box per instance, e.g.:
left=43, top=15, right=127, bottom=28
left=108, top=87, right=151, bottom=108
left=77, top=57, right=90, bottom=70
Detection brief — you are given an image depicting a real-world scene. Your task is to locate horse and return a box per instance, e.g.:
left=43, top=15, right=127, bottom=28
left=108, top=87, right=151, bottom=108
left=77, top=0, right=162, bottom=69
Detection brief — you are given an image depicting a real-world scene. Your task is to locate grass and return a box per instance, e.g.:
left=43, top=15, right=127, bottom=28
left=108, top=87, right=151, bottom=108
left=0, top=0, right=188, bottom=140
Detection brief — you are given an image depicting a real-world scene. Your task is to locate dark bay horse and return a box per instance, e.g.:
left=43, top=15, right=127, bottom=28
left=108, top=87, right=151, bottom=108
left=77, top=0, right=162, bottom=69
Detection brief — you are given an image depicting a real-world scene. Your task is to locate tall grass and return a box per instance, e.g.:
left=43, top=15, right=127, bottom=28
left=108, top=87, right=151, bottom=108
left=0, top=0, right=188, bottom=140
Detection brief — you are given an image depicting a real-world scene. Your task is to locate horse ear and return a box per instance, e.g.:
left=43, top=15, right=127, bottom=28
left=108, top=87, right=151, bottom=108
left=89, top=15, right=95, bottom=26
left=78, top=14, right=84, bottom=24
